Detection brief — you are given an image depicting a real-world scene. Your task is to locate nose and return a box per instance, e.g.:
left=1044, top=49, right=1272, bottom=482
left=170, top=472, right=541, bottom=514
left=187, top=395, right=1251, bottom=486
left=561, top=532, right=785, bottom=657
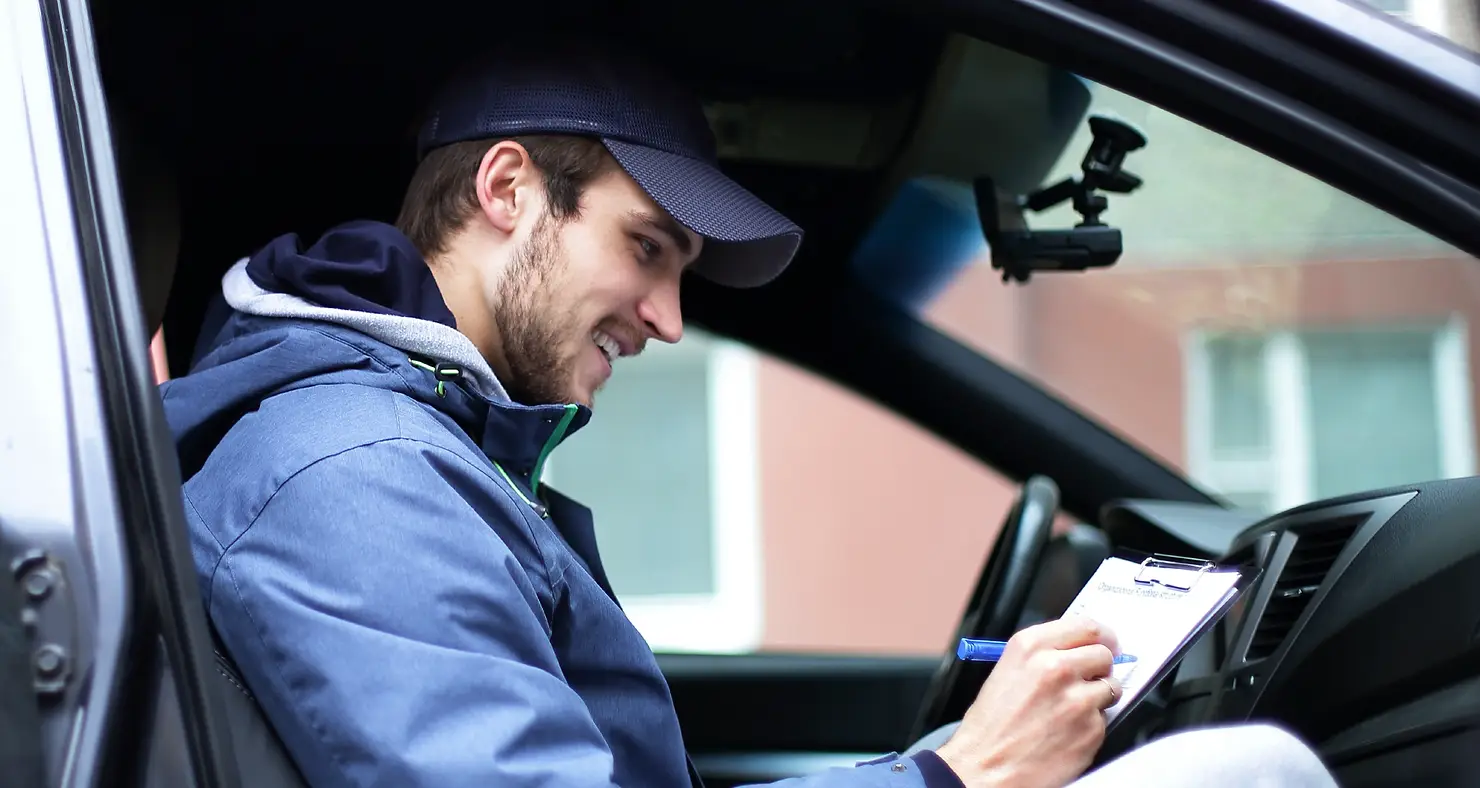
left=637, top=277, right=684, bottom=345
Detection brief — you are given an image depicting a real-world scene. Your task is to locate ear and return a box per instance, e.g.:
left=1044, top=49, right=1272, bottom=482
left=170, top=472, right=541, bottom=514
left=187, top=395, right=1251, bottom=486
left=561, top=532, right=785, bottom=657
left=474, top=140, right=540, bottom=236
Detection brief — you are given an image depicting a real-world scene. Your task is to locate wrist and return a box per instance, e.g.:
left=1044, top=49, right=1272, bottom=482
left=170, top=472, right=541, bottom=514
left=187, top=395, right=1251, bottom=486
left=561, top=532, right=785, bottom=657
left=935, top=739, right=1016, bottom=788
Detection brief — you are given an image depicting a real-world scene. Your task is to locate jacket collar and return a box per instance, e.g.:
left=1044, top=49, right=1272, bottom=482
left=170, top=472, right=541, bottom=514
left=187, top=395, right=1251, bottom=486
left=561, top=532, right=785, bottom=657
left=224, top=220, right=594, bottom=476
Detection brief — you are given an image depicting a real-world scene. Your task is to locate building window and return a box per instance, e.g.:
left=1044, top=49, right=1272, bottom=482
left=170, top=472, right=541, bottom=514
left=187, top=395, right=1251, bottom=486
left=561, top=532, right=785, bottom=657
left=1359, top=0, right=1449, bottom=35
left=1185, top=318, right=1475, bottom=512
left=541, top=329, right=762, bottom=653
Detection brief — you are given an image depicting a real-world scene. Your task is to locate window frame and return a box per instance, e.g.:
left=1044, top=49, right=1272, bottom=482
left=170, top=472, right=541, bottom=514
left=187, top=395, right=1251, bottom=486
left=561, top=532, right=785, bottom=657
left=1184, top=315, right=1476, bottom=511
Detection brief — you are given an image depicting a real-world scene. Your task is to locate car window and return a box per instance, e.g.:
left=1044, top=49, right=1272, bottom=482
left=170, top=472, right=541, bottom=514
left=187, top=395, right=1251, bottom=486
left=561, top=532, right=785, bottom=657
left=923, top=77, right=1479, bottom=517
left=542, top=329, right=1021, bottom=655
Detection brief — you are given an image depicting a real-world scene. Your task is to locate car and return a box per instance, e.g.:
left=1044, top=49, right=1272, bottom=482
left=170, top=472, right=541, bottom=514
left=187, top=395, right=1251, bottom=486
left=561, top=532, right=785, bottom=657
left=5, top=0, right=1480, bottom=785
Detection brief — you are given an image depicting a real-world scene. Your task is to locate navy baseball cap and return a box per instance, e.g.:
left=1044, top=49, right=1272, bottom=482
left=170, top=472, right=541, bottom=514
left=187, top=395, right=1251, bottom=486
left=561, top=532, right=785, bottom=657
left=416, top=46, right=803, bottom=289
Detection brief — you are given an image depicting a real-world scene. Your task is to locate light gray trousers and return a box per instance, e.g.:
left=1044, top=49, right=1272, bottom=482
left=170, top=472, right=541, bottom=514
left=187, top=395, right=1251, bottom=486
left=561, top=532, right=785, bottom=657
left=1070, top=724, right=1338, bottom=787
left=907, top=723, right=1339, bottom=787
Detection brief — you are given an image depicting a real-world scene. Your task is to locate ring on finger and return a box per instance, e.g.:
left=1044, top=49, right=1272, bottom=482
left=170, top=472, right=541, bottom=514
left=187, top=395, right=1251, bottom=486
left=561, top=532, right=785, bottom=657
left=1098, top=676, right=1120, bottom=707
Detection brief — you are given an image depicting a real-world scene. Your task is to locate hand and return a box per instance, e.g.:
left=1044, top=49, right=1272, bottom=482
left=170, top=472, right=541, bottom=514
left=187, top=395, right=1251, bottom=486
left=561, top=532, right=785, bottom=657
left=934, top=617, right=1122, bottom=788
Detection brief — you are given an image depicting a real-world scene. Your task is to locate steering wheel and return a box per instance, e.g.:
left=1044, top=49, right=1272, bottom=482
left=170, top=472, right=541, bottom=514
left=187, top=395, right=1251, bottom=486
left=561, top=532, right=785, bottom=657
left=907, top=475, right=1060, bottom=744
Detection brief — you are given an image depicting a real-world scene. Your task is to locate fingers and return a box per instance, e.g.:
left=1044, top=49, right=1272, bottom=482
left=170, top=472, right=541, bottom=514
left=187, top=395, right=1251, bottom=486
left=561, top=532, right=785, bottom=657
left=1017, top=642, right=1114, bottom=699
left=1092, top=620, right=1120, bottom=657
left=1057, top=673, right=1123, bottom=714
left=1004, top=618, right=1127, bottom=720
left=1059, top=643, right=1116, bottom=679
left=1089, top=675, right=1118, bottom=710
left=1093, top=676, right=1123, bottom=710
left=1013, top=616, right=1120, bottom=656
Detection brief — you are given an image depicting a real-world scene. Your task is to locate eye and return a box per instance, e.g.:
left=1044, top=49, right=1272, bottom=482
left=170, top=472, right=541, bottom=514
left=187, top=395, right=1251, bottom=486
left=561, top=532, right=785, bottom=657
left=635, top=235, right=662, bottom=260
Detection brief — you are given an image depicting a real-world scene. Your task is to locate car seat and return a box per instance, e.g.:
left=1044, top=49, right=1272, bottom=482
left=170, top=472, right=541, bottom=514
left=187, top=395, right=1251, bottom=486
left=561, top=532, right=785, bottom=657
left=117, top=111, right=312, bottom=788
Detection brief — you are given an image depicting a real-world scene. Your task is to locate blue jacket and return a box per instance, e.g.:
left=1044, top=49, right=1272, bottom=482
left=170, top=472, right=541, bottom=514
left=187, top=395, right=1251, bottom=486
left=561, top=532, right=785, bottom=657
left=160, top=221, right=962, bottom=788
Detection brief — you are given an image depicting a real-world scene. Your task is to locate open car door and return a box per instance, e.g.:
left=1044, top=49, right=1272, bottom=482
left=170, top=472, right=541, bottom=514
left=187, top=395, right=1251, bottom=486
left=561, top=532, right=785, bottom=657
left=1, top=0, right=242, bottom=784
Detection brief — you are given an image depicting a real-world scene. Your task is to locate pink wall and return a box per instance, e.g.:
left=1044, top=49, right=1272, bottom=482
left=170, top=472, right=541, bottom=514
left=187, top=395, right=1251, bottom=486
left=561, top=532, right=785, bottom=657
left=754, top=358, right=1017, bottom=654
left=753, top=264, right=1026, bottom=655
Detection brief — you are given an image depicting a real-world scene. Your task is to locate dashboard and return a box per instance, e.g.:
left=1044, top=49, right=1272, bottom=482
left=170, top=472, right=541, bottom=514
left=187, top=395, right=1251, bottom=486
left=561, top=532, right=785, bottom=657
left=1100, top=478, right=1480, bottom=787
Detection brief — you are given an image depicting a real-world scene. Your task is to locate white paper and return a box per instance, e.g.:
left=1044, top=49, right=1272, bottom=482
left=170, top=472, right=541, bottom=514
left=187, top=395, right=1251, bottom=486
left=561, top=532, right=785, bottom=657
left=1062, top=556, right=1241, bottom=723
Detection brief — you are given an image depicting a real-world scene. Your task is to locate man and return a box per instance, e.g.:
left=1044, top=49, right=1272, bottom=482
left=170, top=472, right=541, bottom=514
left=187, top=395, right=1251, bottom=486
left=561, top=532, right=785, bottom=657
left=159, top=45, right=1337, bottom=788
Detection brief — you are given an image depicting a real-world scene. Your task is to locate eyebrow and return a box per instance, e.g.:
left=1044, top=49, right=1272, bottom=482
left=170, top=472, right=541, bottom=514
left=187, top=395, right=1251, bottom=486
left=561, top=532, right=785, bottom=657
left=628, top=209, right=694, bottom=258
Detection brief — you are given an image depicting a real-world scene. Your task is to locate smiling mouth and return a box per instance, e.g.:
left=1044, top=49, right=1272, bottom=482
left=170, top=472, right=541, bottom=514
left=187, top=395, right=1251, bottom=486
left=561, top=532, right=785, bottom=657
left=592, top=329, right=620, bottom=365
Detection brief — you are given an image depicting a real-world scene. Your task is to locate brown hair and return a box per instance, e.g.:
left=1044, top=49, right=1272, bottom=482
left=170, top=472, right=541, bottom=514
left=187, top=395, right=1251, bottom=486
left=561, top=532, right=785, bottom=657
left=396, top=134, right=613, bottom=259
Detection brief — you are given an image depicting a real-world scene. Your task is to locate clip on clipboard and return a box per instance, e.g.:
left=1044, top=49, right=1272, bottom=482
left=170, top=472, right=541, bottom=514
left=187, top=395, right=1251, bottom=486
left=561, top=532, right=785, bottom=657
left=1062, top=550, right=1256, bottom=735
left=1132, top=555, right=1215, bottom=591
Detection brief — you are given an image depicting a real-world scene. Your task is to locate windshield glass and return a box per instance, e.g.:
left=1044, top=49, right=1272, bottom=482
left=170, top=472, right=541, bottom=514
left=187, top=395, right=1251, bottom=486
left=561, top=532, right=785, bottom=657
left=918, top=78, right=1479, bottom=514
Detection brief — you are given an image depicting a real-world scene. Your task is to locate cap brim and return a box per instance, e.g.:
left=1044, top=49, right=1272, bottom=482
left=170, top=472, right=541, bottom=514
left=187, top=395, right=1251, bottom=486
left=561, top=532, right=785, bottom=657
left=603, top=138, right=803, bottom=288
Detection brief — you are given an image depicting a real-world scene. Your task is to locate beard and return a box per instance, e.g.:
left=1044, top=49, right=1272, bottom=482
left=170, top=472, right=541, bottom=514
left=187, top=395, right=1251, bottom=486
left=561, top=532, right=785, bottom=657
left=491, top=213, right=585, bottom=406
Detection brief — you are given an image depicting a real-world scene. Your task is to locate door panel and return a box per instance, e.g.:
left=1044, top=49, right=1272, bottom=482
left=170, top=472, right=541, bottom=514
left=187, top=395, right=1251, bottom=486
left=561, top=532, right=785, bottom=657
left=19, top=0, right=248, bottom=783
left=663, top=654, right=939, bottom=785
left=665, top=654, right=938, bottom=753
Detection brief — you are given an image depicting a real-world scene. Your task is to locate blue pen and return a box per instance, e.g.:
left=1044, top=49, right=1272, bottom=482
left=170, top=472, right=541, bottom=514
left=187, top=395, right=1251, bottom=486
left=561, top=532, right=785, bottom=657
left=957, top=638, right=1138, bottom=664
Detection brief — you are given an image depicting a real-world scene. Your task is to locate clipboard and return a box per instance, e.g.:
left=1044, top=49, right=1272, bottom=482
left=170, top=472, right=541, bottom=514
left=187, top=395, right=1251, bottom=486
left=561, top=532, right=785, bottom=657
left=1068, top=549, right=1260, bottom=737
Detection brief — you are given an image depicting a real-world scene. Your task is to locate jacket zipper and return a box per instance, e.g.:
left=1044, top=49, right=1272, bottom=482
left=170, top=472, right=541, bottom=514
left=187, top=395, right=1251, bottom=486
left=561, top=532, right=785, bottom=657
left=408, top=356, right=570, bottom=519
left=529, top=403, right=578, bottom=495
left=490, top=461, right=549, bottom=519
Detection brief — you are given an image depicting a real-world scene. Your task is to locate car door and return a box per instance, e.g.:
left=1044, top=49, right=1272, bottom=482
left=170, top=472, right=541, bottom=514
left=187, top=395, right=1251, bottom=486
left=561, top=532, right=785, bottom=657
left=1, top=0, right=242, bottom=785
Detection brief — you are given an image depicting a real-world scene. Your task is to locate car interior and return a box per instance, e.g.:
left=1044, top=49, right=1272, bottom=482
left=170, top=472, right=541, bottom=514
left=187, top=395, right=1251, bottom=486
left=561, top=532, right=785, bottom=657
left=8, top=0, right=1480, bottom=786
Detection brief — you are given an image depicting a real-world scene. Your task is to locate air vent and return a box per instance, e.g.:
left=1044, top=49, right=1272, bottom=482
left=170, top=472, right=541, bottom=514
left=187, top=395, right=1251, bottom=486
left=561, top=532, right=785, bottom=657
left=1246, top=515, right=1365, bottom=661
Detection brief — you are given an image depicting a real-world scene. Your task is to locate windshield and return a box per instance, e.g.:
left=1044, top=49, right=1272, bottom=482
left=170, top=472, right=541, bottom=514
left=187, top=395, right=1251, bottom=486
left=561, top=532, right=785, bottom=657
left=918, top=77, right=1478, bottom=515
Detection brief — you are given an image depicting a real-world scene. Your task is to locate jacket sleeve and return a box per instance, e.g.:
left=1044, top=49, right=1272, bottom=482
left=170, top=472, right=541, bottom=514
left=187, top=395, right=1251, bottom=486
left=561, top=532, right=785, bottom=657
left=203, top=437, right=966, bottom=788
left=205, top=438, right=622, bottom=788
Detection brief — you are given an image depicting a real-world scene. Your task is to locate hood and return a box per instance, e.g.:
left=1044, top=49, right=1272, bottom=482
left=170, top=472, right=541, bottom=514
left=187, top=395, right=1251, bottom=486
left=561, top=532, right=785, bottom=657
left=229, top=219, right=508, bottom=402
left=160, top=220, right=589, bottom=484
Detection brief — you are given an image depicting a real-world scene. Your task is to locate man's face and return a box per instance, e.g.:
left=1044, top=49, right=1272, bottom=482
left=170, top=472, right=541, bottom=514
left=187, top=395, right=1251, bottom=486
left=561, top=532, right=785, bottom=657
left=489, top=167, right=701, bottom=407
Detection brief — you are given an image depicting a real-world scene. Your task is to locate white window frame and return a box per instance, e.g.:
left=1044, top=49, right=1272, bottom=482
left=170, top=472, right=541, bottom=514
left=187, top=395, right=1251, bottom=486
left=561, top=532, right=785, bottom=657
left=1370, top=0, right=1449, bottom=36
left=542, top=334, right=764, bottom=654
left=1184, top=315, right=1475, bottom=511
left=1410, top=0, right=1450, bottom=37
